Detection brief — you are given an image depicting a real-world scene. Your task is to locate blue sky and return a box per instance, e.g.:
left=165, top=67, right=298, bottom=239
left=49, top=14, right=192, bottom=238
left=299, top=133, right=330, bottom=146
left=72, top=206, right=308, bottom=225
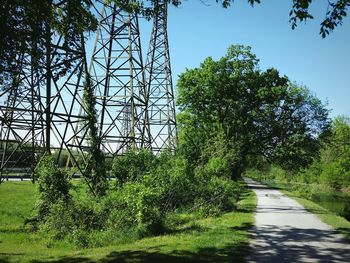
left=139, top=0, right=350, bottom=119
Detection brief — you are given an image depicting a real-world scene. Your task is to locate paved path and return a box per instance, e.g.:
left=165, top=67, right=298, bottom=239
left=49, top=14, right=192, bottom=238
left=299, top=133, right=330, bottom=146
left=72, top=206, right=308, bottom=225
left=244, top=177, right=350, bottom=262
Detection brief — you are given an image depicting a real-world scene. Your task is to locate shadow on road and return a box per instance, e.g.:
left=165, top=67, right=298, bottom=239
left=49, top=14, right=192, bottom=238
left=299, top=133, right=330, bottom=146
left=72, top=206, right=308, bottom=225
left=247, top=224, right=350, bottom=262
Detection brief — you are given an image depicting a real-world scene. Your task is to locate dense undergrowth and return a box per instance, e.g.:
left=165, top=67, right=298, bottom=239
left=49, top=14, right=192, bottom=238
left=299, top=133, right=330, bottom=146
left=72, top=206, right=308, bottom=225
left=26, top=146, right=242, bottom=248
left=0, top=181, right=256, bottom=262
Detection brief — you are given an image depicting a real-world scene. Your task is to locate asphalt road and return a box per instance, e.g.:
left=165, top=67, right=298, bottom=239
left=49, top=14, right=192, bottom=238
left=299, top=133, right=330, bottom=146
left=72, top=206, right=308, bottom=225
left=244, top=177, right=350, bottom=263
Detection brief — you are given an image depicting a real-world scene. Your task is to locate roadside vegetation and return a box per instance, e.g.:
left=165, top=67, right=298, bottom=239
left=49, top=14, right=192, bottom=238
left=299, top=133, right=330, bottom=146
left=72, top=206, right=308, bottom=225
left=0, top=181, right=256, bottom=262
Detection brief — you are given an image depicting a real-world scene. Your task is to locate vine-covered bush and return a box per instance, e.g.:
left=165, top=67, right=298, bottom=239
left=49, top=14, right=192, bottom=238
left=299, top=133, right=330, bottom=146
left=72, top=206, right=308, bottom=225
left=33, top=155, right=71, bottom=222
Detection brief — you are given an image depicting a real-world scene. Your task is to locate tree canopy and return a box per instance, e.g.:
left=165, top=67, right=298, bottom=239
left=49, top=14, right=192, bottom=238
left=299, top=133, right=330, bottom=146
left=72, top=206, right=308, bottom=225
left=177, top=45, right=330, bottom=178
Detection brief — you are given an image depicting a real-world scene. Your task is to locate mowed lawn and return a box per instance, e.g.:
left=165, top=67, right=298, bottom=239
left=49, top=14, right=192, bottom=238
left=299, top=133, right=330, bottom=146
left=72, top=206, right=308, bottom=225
left=0, top=181, right=256, bottom=263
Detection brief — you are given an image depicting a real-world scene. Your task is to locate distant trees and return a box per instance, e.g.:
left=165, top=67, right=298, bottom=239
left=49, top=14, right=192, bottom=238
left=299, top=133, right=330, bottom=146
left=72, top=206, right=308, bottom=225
left=245, top=116, right=350, bottom=219
left=316, top=116, right=350, bottom=188
left=177, top=45, right=330, bottom=178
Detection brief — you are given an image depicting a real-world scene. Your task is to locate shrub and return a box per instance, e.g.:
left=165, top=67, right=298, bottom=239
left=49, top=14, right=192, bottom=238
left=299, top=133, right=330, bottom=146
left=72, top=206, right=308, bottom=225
left=39, top=195, right=111, bottom=248
left=33, top=155, right=71, bottom=221
left=106, top=182, right=164, bottom=237
left=71, top=196, right=108, bottom=231
left=320, top=162, right=343, bottom=189
left=204, top=156, right=231, bottom=178
left=194, top=173, right=240, bottom=216
left=150, top=154, right=196, bottom=211
left=39, top=200, right=75, bottom=242
left=111, top=149, right=156, bottom=185
left=31, top=146, right=245, bottom=248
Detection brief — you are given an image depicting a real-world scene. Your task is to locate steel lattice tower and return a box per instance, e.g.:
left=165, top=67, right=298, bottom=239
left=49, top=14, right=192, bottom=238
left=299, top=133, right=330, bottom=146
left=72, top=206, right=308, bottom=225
left=0, top=52, right=46, bottom=178
left=0, top=14, right=92, bottom=180
left=49, top=35, right=91, bottom=173
left=145, top=0, right=177, bottom=153
left=88, top=0, right=150, bottom=156
left=0, top=0, right=177, bottom=181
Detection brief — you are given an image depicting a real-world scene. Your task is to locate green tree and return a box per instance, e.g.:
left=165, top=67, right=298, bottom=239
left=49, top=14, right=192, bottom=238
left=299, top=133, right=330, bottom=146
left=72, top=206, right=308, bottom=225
left=318, top=116, right=350, bottom=188
left=177, top=45, right=330, bottom=178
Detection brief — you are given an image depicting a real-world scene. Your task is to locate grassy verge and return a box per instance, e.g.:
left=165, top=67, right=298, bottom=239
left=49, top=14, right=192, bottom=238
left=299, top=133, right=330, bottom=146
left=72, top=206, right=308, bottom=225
left=253, top=179, right=350, bottom=240
left=0, top=181, right=256, bottom=262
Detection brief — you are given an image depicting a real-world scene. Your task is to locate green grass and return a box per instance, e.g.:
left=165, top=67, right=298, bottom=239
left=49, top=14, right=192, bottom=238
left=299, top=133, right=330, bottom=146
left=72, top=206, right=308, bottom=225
left=0, top=182, right=256, bottom=262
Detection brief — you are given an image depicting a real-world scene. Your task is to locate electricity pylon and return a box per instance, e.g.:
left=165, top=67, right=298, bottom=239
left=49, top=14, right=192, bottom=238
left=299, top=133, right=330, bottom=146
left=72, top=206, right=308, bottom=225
left=0, top=0, right=178, bottom=182
left=0, top=23, right=91, bottom=181
left=88, top=0, right=150, bottom=156
left=0, top=52, right=46, bottom=180
left=145, top=0, right=177, bottom=153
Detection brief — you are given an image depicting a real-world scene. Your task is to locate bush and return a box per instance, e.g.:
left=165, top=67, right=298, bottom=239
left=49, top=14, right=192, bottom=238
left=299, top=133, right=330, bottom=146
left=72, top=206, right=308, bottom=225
left=39, top=195, right=111, bottom=248
left=106, top=182, right=164, bottom=237
left=39, top=199, right=75, bottom=242
left=72, top=196, right=109, bottom=231
left=320, top=162, right=343, bottom=189
left=111, top=149, right=156, bottom=185
left=204, top=156, right=231, bottom=178
left=150, top=154, right=196, bottom=211
left=32, top=145, right=245, bottom=248
left=194, top=172, right=240, bottom=217
left=33, top=155, right=71, bottom=222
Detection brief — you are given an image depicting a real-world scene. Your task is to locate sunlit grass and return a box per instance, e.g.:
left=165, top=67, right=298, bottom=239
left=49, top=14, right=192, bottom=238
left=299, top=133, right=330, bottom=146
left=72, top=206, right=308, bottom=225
left=0, top=181, right=256, bottom=262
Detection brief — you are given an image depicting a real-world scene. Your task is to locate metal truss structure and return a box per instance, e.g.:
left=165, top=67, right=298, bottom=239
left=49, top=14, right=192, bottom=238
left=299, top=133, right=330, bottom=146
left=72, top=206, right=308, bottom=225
left=88, top=0, right=150, bottom=156
left=145, top=0, right=177, bottom=152
left=0, top=52, right=46, bottom=178
left=0, top=29, right=91, bottom=180
left=0, top=0, right=176, bottom=181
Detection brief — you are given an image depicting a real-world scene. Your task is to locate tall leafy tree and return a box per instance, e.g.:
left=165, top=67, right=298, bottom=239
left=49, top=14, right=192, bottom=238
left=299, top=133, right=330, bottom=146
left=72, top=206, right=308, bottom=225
left=177, top=45, right=330, bottom=178
left=318, top=116, right=350, bottom=188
